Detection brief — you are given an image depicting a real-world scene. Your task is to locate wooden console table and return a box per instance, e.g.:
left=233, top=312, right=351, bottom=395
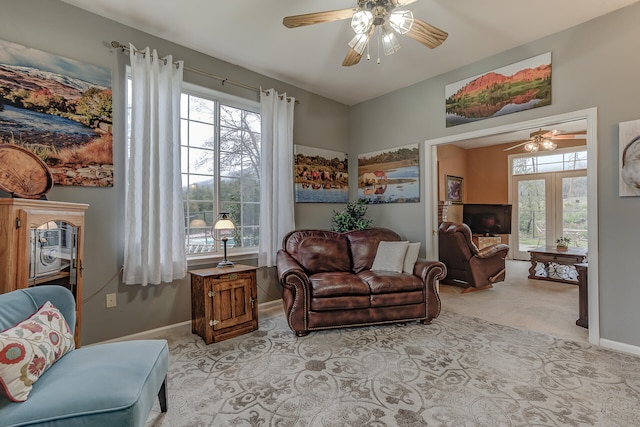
left=575, top=263, right=589, bottom=328
left=528, top=246, right=588, bottom=284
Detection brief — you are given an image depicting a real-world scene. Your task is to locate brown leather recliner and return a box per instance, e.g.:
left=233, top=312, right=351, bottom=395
left=438, top=221, right=509, bottom=292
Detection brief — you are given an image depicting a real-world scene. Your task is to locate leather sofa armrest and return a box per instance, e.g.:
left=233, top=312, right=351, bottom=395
left=476, top=243, right=510, bottom=259
left=276, top=250, right=309, bottom=288
left=413, top=259, right=447, bottom=321
left=413, top=259, right=447, bottom=280
left=276, top=250, right=311, bottom=336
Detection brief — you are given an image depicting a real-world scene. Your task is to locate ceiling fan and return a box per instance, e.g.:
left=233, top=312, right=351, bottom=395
left=282, top=0, right=448, bottom=66
left=503, top=129, right=587, bottom=153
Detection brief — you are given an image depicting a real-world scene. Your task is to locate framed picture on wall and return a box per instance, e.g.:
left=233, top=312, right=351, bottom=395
left=619, top=118, right=640, bottom=196
left=445, top=175, right=463, bottom=203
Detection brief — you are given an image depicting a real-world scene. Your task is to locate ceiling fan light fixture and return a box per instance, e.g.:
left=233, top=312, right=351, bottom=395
left=348, top=32, right=370, bottom=55
left=524, top=141, right=539, bottom=152
left=351, top=10, right=373, bottom=33
left=541, top=138, right=557, bottom=151
left=389, top=10, right=414, bottom=34
left=381, top=26, right=401, bottom=55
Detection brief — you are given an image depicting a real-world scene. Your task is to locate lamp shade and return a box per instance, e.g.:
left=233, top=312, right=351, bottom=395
left=214, top=213, right=235, bottom=231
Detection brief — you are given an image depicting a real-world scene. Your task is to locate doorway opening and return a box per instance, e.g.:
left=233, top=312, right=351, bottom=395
left=423, top=108, right=599, bottom=345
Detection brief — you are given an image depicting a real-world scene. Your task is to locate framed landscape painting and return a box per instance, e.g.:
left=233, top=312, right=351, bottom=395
left=445, top=52, right=551, bottom=128
left=0, top=39, right=113, bottom=186
left=294, top=145, right=348, bottom=203
left=357, top=143, right=419, bottom=203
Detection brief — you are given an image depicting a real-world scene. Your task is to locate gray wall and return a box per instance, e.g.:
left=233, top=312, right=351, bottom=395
left=1, top=0, right=349, bottom=344
left=350, top=3, right=640, bottom=346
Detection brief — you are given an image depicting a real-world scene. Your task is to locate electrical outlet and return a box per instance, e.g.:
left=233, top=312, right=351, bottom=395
left=106, top=293, right=116, bottom=308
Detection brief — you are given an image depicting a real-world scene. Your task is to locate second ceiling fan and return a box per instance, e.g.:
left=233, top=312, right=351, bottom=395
left=503, top=129, right=587, bottom=153
left=283, top=0, right=448, bottom=66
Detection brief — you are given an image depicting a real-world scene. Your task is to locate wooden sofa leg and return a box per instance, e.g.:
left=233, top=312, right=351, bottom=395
left=158, top=377, right=168, bottom=413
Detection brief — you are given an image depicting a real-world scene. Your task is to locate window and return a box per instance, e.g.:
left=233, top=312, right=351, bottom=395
left=182, top=88, right=261, bottom=257
left=128, top=79, right=261, bottom=257
left=512, top=149, right=587, bottom=175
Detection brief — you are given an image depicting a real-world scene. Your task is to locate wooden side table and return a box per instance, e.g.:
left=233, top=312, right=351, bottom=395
left=190, top=264, right=258, bottom=344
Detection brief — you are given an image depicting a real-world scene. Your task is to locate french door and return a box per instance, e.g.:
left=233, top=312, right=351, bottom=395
left=512, top=170, right=588, bottom=260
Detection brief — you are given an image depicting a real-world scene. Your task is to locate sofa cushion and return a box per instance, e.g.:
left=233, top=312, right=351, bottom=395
left=0, top=301, right=74, bottom=402
left=371, top=241, right=409, bottom=273
left=370, top=290, right=424, bottom=308
left=347, top=228, right=402, bottom=273
left=358, top=270, right=425, bottom=294
left=284, top=230, right=351, bottom=274
left=0, top=340, right=168, bottom=427
left=311, top=295, right=371, bottom=311
left=403, top=242, right=421, bottom=274
left=309, top=272, right=371, bottom=297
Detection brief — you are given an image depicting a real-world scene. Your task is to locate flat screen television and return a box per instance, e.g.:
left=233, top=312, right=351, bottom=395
left=462, top=204, right=512, bottom=236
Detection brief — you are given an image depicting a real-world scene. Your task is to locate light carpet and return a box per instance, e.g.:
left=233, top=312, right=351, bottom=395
left=146, top=304, right=640, bottom=427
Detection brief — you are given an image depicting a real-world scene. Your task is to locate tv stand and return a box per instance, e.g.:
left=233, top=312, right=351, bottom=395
left=472, top=234, right=508, bottom=249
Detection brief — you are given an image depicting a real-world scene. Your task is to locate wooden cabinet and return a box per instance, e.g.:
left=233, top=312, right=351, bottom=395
left=190, top=264, right=258, bottom=344
left=0, top=199, right=88, bottom=346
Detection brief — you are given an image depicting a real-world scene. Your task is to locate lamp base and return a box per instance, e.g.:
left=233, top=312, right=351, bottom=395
left=217, top=260, right=235, bottom=268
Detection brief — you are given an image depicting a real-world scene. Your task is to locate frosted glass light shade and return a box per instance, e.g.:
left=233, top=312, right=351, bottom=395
left=524, top=141, right=539, bottom=152
left=541, top=139, right=557, bottom=150
left=389, top=10, right=414, bottom=34
left=351, top=11, right=373, bottom=34
left=348, top=32, right=370, bottom=55
left=381, top=27, right=401, bottom=56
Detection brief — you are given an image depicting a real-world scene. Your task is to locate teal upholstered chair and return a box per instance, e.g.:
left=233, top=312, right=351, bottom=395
left=0, top=286, right=168, bottom=427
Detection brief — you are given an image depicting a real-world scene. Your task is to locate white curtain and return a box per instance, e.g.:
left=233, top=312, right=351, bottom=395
left=123, top=44, right=186, bottom=286
left=259, top=88, right=296, bottom=267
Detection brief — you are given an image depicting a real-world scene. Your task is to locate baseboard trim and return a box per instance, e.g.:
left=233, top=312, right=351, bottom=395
left=599, top=338, right=640, bottom=356
left=94, top=299, right=284, bottom=345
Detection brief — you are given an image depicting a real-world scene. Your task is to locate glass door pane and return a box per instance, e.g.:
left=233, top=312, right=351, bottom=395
left=561, top=175, right=588, bottom=249
left=515, top=178, right=546, bottom=259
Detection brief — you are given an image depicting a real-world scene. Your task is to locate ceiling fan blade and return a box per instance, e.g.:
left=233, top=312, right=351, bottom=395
left=406, top=18, right=448, bottom=49
left=551, top=130, right=587, bottom=140
left=503, top=141, right=529, bottom=151
left=342, top=48, right=363, bottom=67
left=394, top=0, right=419, bottom=5
left=283, top=8, right=356, bottom=28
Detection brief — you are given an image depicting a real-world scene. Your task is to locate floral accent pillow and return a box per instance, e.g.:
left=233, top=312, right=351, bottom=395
left=0, top=301, right=75, bottom=402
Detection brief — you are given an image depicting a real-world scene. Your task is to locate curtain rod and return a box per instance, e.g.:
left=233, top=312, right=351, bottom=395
left=110, top=41, right=297, bottom=103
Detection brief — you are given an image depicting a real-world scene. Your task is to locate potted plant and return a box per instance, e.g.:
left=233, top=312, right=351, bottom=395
left=556, top=236, right=571, bottom=251
left=331, top=199, right=373, bottom=232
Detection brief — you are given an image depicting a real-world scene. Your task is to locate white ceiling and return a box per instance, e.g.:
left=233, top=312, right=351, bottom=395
left=61, top=0, right=638, bottom=106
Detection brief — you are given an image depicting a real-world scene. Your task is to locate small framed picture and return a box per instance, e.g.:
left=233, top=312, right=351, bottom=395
left=445, top=175, right=463, bottom=203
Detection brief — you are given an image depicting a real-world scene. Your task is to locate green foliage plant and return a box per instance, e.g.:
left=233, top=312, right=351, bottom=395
left=556, top=236, right=571, bottom=247
left=331, top=199, right=373, bottom=232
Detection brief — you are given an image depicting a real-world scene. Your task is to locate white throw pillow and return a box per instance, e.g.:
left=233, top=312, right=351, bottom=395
left=403, top=242, right=421, bottom=274
left=371, top=241, right=409, bottom=273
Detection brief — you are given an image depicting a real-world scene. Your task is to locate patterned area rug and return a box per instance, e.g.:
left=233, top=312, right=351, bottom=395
left=146, top=305, right=640, bottom=426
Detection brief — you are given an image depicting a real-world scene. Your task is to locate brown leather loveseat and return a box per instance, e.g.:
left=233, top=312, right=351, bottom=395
left=276, top=228, right=447, bottom=336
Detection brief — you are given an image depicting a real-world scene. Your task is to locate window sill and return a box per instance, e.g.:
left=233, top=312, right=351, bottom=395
left=187, top=249, right=258, bottom=268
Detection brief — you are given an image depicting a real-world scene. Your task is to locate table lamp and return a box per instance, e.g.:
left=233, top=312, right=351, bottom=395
left=214, top=213, right=235, bottom=267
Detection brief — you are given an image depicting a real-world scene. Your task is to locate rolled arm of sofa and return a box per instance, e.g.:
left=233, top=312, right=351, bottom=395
left=276, top=250, right=311, bottom=336
left=413, top=260, right=447, bottom=322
